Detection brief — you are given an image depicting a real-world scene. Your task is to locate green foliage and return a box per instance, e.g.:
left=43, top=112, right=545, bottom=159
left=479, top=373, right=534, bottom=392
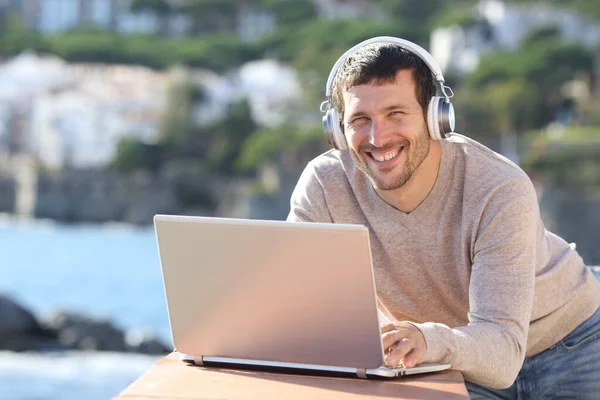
left=204, top=99, right=258, bottom=175
left=236, top=123, right=326, bottom=173
left=255, top=18, right=414, bottom=108
left=520, top=127, right=600, bottom=189
left=527, top=126, right=600, bottom=145
left=291, top=18, right=413, bottom=71
left=487, top=80, right=541, bottom=133
left=111, top=138, right=167, bottom=173
left=454, top=80, right=541, bottom=136
left=429, top=4, right=479, bottom=29
left=522, top=147, right=600, bottom=188
left=372, top=0, right=475, bottom=42
left=235, top=125, right=289, bottom=172
left=0, top=16, right=49, bottom=56
left=465, top=30, right=595, bottom=135
left=165, top=159, right=217, bottom=208
left=158, top=69, right=196, bottom=144
left=47, top=30, right=125, bottom=64
left=451, top=88, right=498, bottom=136
left=120, top=34, right=172, bottom=69
left=170, top=35, right=260, bottom=72
left=520, top=25, right=561, bottom=48
left=1, top=26, right=259, bottom=72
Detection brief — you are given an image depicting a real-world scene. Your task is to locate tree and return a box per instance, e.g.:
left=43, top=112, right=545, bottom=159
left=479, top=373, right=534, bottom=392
left=157, top=66, right=197, bottom=146
left=111, top=138, right=166, bottom=173
left=205, top=99, right=258, bottom=175
left=171, top=35, right=259, bottom=72
left=466, top=34, right=594, bottom=132
left=0, top=15, right=49, bottom=56
left=372, top=0, right=474, bottom=43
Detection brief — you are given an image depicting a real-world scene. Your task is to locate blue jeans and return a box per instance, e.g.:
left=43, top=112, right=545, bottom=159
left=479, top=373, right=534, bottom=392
left=466, top=307, right=600, bottom=399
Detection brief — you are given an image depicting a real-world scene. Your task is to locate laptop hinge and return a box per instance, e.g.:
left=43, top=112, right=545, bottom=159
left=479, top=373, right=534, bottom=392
left=356, top=368, right=367, bottom=379
left=193, top=356, right=204, bottom=366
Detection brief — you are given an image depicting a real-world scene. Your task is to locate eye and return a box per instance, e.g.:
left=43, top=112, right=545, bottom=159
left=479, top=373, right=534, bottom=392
left=350, top=116, right=368, bottom=124
left=389, top=110, right=404, bottom=117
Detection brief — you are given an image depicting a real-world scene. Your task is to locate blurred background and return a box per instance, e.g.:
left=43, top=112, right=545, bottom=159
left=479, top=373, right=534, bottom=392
left=0, top=0, right=598, bottom=398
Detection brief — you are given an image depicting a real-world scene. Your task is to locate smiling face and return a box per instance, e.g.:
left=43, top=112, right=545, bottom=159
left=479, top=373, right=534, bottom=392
left=342, top=69, right=431, bottom=191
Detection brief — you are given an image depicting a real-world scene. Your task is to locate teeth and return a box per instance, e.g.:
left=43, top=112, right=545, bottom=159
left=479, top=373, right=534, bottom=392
left=372, top=149, right=400, bottom=162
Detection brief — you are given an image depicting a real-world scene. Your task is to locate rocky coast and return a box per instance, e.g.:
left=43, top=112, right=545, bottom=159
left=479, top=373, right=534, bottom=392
left=0, top=294, right=171, bottom=355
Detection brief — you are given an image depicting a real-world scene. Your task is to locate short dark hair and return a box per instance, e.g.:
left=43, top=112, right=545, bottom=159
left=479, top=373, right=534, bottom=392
left=331, top=43, right=436, bottom=119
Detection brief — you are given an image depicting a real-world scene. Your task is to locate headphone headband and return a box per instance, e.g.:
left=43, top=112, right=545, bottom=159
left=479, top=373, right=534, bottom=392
left=325, top=36, right=446, bottom=98
left=321, top=36, right=455, bottom=149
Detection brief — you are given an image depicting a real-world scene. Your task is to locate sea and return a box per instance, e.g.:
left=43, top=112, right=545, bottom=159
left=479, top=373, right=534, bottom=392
left=0, top=217, right=171, bottom=400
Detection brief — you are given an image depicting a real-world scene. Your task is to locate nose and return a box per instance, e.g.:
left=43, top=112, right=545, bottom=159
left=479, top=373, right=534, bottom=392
left=368, top=118, right=392, bottom=148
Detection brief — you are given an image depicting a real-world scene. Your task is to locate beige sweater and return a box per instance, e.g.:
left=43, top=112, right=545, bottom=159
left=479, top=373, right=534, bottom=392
left=287, top=133, right=600, bottom=388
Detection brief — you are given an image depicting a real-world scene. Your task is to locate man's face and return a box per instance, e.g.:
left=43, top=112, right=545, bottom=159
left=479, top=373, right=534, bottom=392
left=342, top=69, right=431, bottom=191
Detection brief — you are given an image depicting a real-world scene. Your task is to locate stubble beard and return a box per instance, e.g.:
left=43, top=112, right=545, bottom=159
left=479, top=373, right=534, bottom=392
left=352, top=126, right=431, bottom=191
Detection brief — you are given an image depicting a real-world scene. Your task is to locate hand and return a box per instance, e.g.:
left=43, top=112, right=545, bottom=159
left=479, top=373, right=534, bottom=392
left=381, top=321, right=427, bottom=369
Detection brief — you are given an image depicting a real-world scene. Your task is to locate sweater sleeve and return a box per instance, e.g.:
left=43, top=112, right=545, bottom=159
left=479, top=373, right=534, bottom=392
left=286, top=161, right=333, bottom=223
left=414, top=176, right=538, bottom=389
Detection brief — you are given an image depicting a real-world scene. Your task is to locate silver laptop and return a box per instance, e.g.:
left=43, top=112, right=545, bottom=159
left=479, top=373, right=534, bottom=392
left=154, top=214, right=451, bottom=378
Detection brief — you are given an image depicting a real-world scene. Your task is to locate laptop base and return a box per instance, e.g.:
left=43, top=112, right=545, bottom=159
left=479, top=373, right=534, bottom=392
left=182, top=354, right=451, bottom=379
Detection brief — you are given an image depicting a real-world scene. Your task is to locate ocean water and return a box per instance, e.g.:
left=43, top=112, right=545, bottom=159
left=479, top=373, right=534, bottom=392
left=0, top=218, right=171, bottom=399
left=0, top=351, right=162, bottom=399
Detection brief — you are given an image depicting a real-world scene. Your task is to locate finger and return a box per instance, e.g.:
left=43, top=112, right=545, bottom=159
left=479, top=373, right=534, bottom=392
left=402, top=346, right=427, bottom=368
left=380, top=322, right=396, bottom=333
left=381, top=328, right=412, bottom=349
left=381, top=321, right=416, bottom=334
left=381, top=330, right=399, bottom=350
left=385, top=338, right=413, bottom=367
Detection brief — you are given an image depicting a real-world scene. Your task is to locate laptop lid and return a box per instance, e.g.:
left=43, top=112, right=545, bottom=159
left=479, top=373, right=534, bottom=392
left=154, top=214, right=385, bottom=370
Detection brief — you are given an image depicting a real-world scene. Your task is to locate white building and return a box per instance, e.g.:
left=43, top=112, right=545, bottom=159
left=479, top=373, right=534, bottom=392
left=32, top=63, right=168, bottom=169
left=0, top=53, right=168, bottom=169
left=236, top=60, right=302, bottom=127
left=430, top=0, right=600, bottom=76
left=0, top=52, right=302, bottom=169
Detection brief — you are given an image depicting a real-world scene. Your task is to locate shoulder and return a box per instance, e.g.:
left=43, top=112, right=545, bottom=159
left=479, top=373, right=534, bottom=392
left=288, top=149, right=356, bottom=223
left=297, top=149, right=356, bottom=188
left=446, top=133, right=528, bottom=182
left=445, top=133, right=538, bottom=212
left=446, top=133, right=533, bottom=191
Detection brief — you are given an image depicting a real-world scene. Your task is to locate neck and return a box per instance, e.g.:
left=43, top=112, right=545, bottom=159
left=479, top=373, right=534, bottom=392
left=375, top=140, right=442, bottom=213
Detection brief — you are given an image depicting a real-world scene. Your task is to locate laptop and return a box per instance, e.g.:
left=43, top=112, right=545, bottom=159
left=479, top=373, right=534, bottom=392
left=154, top=214, right=451, bottom=378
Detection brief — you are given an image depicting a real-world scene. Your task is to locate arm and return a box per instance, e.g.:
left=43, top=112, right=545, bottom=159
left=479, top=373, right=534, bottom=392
left=415, top=176, right=539, bottom=388
left=287, top=162, right=333, bottom=223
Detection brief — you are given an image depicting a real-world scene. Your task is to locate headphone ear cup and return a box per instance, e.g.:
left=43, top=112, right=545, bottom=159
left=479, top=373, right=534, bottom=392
left=427, top=96, right=455, bottom=140
left=427, top=97, right=442, bottom=140
left=322, top=108, right=348, bottom=150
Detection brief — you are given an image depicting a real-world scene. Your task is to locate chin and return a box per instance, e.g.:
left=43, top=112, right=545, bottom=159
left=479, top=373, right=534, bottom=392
left=369, top=174, right=409, bottom=191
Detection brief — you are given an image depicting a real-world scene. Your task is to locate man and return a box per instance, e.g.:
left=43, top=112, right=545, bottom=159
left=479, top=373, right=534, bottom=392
left=286, top=37, right=600, bottom=399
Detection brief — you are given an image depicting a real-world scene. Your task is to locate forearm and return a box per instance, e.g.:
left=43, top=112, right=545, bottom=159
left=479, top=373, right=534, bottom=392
left=415, top=321, right=526, bottom=389
left=417, top=176, right=539, bottom=388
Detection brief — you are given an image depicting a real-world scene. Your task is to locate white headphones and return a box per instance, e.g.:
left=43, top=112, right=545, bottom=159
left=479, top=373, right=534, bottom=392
left=321, top=36, right=456, bottom=150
